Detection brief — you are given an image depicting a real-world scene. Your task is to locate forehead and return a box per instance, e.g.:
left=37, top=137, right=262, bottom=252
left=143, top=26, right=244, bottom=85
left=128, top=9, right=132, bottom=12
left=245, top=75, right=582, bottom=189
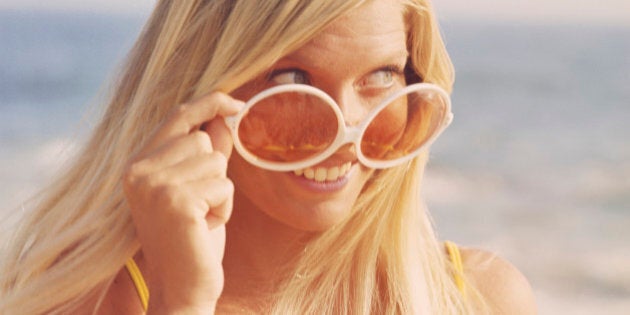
left=283, top=0, right=408, bottom=70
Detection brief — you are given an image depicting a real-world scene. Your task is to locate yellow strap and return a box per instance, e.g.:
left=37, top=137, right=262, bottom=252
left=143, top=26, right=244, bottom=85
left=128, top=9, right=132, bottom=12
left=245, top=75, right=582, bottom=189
left=125, top=258, right=150, bottom=311
left=445, top=241, right=467, bottom=297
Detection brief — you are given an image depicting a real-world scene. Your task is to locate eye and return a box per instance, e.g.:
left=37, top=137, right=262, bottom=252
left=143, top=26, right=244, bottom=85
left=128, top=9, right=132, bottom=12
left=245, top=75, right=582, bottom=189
left=356, top=66, right=402, bottom=90
left=269, top=69, right=310, bottom=85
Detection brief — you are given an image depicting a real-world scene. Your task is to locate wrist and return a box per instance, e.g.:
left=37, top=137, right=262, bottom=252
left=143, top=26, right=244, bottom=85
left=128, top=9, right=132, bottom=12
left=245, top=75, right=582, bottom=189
left=147, top=301, right=217, bottom=315
left=146, top=290, right=217, bottom=315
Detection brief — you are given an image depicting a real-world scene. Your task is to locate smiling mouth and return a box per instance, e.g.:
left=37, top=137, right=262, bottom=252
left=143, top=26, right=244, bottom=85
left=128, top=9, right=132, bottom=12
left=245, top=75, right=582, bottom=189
left=293, top=162, right=352, bottom=182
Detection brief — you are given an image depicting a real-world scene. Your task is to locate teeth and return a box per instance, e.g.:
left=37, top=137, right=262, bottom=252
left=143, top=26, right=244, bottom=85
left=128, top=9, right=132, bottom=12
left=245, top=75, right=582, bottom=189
left=326, top=166, right=340, bottom=181
left=304, top=168, right=315, bottom=179
left=340, top=162, right=350, bottom=174
left=293, top=162, right=352, bottom=182
left=315, top=168, right=327, bottom=182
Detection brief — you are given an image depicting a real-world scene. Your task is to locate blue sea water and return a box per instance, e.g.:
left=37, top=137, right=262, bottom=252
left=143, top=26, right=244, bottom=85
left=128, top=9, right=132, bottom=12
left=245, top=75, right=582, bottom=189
left=1, top=11, right=629, bottom=314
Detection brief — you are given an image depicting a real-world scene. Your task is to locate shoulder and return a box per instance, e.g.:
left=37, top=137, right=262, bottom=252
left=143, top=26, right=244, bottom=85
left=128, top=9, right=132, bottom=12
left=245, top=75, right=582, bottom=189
left=460, top=247, right=537, bottom=315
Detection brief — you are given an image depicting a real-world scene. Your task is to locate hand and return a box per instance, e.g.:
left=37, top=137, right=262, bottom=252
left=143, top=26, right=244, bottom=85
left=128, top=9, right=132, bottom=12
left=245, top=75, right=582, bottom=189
left=123, top=92, right=242, bottom=314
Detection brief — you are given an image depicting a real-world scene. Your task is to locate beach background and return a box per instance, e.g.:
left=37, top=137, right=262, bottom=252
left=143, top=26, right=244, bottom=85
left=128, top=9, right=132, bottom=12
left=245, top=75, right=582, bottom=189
left=1, top=1, right=629, bottom=314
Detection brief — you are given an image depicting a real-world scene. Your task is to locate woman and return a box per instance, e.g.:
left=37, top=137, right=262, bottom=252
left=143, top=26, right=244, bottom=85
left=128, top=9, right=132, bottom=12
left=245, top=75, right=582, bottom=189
left=0, top=0, right=536, bottom=314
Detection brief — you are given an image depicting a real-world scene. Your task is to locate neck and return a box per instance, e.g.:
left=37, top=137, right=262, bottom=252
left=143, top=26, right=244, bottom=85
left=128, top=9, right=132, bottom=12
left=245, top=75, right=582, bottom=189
left=221, top=190, right=315, bottom=303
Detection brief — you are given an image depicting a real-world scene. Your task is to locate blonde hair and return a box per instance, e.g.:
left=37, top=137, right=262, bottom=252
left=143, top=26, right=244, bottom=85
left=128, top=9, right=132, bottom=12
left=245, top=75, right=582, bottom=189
left=0, top=0, right=483, bottom=314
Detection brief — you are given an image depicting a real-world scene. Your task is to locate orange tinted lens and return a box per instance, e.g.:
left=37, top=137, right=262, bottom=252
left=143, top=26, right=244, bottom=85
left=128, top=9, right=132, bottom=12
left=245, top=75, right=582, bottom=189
left=238, top=91, right=339, bottom=163
left=361, top=89, right=447, bottom=161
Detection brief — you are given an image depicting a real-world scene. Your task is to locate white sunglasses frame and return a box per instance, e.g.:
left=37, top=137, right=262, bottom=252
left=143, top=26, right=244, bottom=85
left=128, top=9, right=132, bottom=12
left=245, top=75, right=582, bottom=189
left=224, top=83, right=453, bottom=172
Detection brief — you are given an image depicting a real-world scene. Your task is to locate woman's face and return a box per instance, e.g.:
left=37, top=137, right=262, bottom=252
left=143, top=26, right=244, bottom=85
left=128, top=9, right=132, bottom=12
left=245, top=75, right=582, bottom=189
left=228, top=0, right=408, bottom=231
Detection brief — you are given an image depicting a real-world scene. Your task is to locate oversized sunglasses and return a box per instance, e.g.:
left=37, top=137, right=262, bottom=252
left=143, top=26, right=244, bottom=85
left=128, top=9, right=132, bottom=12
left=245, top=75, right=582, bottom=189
left=224, top=83, right=453, bottom=171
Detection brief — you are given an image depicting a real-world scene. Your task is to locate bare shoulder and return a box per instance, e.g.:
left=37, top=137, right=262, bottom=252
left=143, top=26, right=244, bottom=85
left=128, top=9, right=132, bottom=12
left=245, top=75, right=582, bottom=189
left=460, top=247, right=537, bottom=314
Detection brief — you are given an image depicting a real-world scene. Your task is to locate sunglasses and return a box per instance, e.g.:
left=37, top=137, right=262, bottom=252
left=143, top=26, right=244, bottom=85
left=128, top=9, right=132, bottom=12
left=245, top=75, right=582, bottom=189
left=224, top=83, right=453, bottom=172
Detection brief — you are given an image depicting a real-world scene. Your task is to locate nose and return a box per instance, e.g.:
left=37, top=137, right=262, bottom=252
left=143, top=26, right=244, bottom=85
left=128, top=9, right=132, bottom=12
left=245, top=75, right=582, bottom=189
left=328, top=143, right=357, bottom=163
left=328, top=89, right=363, bottom=163
left=331, top=87, right=370, bottom=127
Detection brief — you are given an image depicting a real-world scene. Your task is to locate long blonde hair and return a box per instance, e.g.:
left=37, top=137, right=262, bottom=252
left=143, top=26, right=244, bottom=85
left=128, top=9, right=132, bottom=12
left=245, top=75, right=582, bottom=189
left=0, top=0, right=480, bottom=314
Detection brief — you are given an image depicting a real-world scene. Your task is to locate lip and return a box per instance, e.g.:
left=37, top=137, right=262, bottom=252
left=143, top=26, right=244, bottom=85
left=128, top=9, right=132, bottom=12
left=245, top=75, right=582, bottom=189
left=288, top=164, right=354, bottom=193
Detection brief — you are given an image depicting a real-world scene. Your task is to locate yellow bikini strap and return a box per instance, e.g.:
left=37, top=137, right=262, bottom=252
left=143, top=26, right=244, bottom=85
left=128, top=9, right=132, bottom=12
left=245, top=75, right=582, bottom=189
left=125, top=258, right=150, bottom=311
left=445, top=241, right=467, bottom=297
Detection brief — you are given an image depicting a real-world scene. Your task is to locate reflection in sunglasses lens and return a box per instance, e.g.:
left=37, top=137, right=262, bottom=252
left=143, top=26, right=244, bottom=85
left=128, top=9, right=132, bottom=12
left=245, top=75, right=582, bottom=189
left=238, top=92, right=339, bottom=163
left=361, top=90, right=447, bottom=161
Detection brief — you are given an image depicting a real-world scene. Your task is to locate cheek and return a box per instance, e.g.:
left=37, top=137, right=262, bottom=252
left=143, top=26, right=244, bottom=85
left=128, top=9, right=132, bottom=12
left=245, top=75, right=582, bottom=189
left=228, top=152, right=265, bottom=193
left=228, top=152, right=286, bottom=211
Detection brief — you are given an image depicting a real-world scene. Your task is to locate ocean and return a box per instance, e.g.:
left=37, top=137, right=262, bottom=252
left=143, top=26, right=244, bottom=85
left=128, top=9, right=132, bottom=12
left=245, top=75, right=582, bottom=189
left=1, top=11, right=629, bottom=314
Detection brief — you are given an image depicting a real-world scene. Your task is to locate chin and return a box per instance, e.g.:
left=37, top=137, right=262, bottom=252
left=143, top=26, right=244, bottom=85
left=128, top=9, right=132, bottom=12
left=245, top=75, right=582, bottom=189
left=229, top=153, right=371, bottom=233
left=268, top=197, right=358, bottom=232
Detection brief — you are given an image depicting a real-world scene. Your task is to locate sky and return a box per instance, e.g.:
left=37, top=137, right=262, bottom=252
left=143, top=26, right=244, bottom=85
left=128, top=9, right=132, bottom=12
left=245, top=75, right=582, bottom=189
left=0, top=0, right=155, bottom=15
left=433, top=0, right=630, bottom=25
left=0, top=0, right=628, bottom=25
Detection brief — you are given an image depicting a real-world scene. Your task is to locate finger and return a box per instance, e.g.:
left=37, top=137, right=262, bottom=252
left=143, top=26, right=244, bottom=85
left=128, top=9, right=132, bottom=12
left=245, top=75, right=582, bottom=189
left=152, top=92, right=243, bottom=148
left=189, top=177, right=234, bottom=224
left=129, top=175, right=233, bottom=225
left=202, top=118, right=234, bottom=160
left=158, top=152, right=228, bottom=184
left=137, top=131, right=214, bottom=169
left=207, top=194, right=232, bottom=231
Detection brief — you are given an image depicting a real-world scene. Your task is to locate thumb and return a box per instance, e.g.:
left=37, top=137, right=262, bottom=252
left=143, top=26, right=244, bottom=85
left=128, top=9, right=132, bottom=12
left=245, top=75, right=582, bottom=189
left=203, top=118, right=234, bottom=160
